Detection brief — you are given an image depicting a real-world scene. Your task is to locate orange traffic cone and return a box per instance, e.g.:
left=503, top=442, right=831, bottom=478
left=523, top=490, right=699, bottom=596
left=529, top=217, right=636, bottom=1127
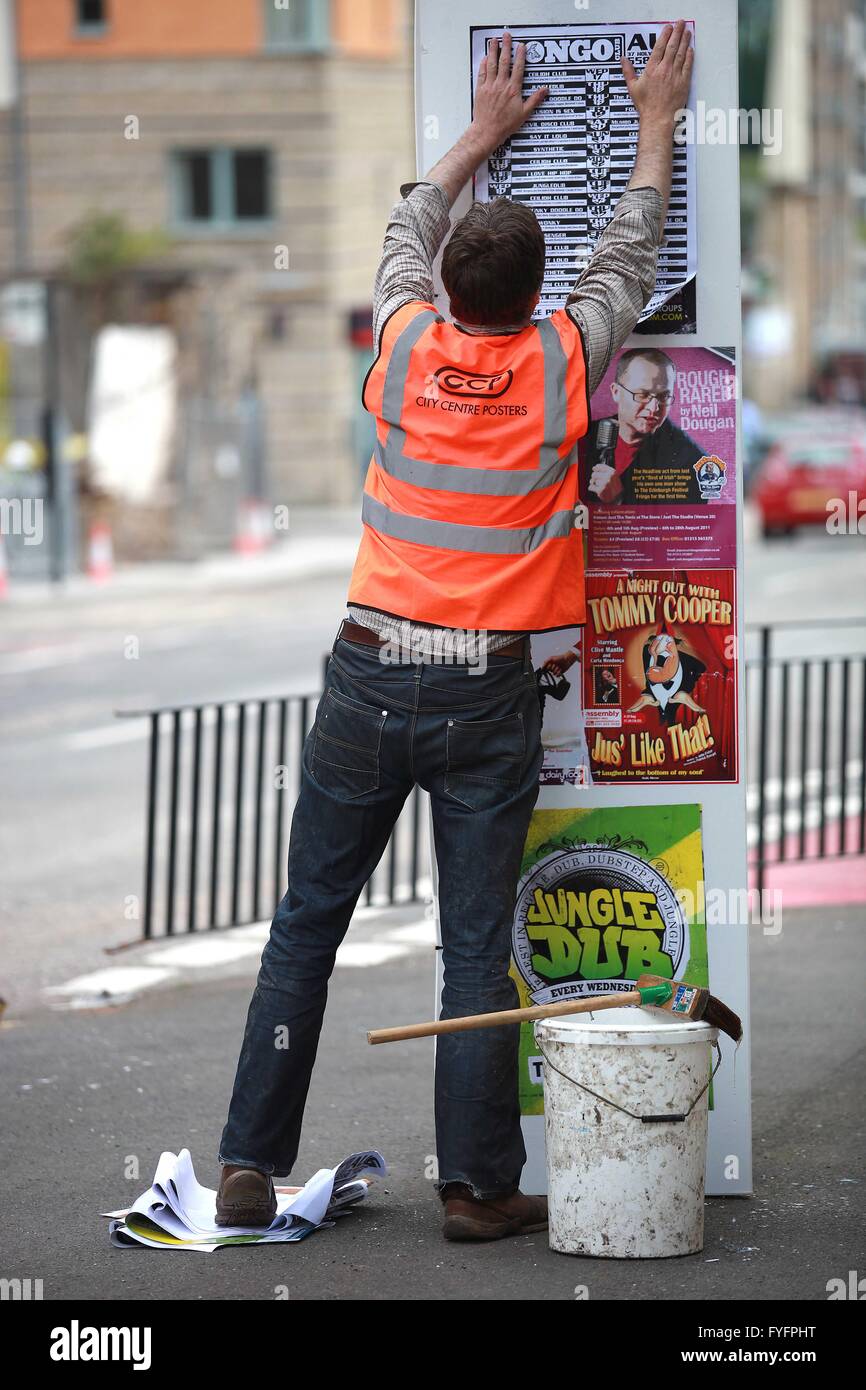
left=234, top=498, right=271, bottom=555
left=86, top=521, right=114, bottom=582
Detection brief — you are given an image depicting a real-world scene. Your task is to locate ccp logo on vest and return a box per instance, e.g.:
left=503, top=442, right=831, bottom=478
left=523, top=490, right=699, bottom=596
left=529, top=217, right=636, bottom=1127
left=433, top=366, right=514, bottom=399
left=512, top=842, right=686, bottom=1005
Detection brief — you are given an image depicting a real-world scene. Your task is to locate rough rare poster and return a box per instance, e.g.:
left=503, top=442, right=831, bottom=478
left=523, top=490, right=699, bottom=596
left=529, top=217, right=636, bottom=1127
left=581, top=347, right=737, bottom=568
left=471, top=21, right=697, bottom=331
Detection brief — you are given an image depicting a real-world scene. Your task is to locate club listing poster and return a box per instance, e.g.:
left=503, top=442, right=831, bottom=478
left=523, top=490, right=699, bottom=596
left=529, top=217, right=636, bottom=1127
left=471, top=21, right=697, bottom=330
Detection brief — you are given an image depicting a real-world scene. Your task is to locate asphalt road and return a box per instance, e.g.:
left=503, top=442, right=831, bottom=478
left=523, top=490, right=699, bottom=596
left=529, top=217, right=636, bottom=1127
left=1, top=531, right=354, bottom=1010
left=1, top=902, right=862, bottom=1301
left=742, top=525, right=866, bottom=658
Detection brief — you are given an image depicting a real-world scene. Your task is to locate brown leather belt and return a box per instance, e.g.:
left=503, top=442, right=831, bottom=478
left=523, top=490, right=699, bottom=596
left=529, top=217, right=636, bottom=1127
left=338, top=618, right=528, bottom=659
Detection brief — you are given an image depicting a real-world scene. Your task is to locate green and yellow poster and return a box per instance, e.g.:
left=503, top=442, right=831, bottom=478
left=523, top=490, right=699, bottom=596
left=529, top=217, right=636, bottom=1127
left=510, top=802, right=707, bottom=1114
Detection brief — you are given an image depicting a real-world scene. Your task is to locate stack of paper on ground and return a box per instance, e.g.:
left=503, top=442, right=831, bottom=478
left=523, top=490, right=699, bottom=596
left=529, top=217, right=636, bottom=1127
left=103, top=1148, right=387, bottom=1251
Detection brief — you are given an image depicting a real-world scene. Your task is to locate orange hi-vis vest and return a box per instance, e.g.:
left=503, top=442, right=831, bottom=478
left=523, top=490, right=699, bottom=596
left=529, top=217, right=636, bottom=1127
left=347, top=300, right=590, bottom=633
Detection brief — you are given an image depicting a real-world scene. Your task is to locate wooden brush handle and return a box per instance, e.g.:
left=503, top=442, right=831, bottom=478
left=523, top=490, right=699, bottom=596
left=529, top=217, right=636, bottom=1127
left=367, top=989, right=642, bottom=1045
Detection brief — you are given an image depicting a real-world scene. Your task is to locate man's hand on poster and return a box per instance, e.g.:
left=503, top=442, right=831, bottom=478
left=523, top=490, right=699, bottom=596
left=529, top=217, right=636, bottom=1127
left=471, top=33, right=549, bottom=154
left=621, top=19, right=694, bottom=129
left=426, top=32, right=549, bottom=203
left=588, top=462, right=624, bottom=505
left=542, top=648, right=579, bottom=677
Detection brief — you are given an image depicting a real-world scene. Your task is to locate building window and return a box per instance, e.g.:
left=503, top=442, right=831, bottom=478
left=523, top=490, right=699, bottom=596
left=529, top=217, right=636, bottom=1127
left=172, top=150, right=273, bottom=230
left=262, top=0, right=329, bottom=52
left=75, top=0, right=108, bottom=32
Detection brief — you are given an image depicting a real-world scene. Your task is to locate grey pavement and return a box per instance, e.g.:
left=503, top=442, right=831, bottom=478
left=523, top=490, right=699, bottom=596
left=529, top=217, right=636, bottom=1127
left=1, top=902, right=863, bottom=1302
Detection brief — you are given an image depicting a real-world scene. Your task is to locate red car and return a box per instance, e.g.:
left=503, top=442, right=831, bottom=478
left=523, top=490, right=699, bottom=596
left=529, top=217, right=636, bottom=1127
left=753, top=432, right=866, bottom=537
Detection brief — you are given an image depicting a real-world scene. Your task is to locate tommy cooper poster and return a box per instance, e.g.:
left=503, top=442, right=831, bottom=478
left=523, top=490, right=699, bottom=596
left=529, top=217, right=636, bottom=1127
left=581, top=568, right=738, bottom=783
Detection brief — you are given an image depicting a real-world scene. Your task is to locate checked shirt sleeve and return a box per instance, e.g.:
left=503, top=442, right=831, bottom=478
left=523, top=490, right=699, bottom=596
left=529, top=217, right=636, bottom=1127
left=565, top=185, right=666, bottom=396
left=372, top=180, right=453, bottom=348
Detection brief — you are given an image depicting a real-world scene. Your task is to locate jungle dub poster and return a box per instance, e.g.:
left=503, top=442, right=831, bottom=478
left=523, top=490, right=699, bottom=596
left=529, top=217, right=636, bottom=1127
left=510, top=803, right=708, bottom=1115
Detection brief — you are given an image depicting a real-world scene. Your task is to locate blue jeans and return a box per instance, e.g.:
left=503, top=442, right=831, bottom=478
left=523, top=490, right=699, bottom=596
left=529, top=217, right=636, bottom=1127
left=219, top=632, right=543, bottom=1199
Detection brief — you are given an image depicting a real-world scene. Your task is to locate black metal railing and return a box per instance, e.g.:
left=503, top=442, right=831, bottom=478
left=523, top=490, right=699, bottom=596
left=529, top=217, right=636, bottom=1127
left=125, top=689, right=428, bottom=940
left=745, top=619, right=866, bottom=895
left=127, top=619, right=866, bottom=937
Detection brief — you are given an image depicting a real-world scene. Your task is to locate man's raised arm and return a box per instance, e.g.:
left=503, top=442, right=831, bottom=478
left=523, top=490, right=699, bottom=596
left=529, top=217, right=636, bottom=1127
left=566, top=20, right=694, bottom=393
left=372, top=34, right=547, bottom=344
left=372, top=21, right=693, bottom=368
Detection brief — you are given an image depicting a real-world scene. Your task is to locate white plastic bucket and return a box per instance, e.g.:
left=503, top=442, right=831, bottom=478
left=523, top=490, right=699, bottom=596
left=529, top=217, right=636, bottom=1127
left=535, top=1007, right=719, bottom=1258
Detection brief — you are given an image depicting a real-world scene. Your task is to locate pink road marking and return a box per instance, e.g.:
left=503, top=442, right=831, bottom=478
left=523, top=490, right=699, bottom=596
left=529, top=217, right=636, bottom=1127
left=748, top=813, right=866, bottom=905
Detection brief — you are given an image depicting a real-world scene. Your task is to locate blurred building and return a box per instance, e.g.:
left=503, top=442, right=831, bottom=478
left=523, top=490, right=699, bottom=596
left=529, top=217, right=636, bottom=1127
left=747, top=0, right=866, bottom=409
left=0, top=0, right=413, bottom=559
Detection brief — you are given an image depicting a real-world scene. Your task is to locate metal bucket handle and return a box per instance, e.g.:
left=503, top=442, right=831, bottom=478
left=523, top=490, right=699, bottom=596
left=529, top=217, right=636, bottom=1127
left=534, top=1035, right=723, bottom=1124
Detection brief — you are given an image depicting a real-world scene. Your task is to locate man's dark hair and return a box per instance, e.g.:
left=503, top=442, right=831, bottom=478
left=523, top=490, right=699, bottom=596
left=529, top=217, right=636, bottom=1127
left=441, top=198, right=545, bottom=327
left=615, top=348, right=676, bottom=381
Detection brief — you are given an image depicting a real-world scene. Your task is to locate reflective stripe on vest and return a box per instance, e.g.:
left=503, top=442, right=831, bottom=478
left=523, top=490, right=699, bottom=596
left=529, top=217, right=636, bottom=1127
left=361, top=492, right=576, bottom=554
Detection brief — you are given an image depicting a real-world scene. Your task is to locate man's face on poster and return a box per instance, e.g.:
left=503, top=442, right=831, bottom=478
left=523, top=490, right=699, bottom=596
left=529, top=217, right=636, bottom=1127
left=611, top=357, right=675, bottom=439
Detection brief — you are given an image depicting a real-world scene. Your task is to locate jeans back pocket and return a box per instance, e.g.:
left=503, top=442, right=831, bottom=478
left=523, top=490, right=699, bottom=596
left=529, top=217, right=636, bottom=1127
left=312, top=687, right=386, bottom=799
left=444, top=711, right=525, bottom=811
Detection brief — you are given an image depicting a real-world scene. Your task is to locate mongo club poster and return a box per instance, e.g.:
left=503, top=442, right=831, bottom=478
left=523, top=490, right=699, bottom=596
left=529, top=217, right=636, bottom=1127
left=510, top=803, right=708, bottom=1115
left=581, top=568, right=738, bottom=783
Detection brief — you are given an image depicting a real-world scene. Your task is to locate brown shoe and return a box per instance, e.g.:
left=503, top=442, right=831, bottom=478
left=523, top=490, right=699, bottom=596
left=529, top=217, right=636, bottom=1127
left=215, top=1164, right=277, bottom=1227
left=441, top=1184, right=548, bottom=1242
